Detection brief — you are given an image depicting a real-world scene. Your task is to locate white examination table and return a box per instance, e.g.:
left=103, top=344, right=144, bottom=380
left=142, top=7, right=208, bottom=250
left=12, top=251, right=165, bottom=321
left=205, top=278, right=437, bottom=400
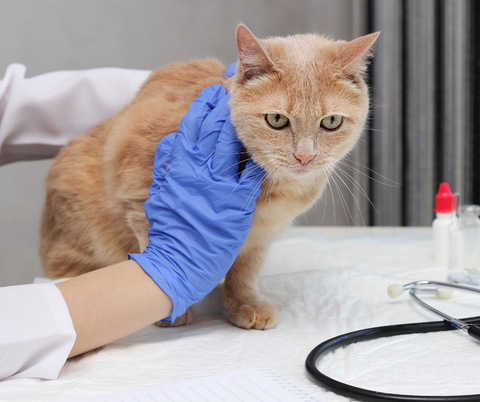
left=1, top=226, right=480, bottom=401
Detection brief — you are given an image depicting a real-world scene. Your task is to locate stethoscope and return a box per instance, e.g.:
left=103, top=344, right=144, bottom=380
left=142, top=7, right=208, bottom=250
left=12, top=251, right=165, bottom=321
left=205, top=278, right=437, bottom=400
left=306, top=280, right=480, bottom=402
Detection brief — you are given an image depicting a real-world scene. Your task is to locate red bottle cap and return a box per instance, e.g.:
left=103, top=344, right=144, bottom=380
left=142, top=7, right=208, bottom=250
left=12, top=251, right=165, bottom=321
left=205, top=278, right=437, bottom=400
left=435, top=183, right=456, bottom=213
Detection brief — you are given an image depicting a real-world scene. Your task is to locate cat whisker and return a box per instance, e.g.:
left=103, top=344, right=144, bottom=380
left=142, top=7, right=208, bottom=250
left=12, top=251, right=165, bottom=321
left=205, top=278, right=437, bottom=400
left=231, top=170, right=265, bottom=222
left=338, top=156, right=401, bottom=187
left=323, top=171, right=337, bottom=225
left=213, top=152, right=249, bottom=155
left=235, top=156, right=280, bottom=216
left=226, top=160, right=274, bottom=202
left=366, top=127, right=387, bottom=133
left=331, top=169, right=366, bottom=226
left=320, top=177, right=328, bottom=225
left=265, top=165, right=281, bottom=209
left=203, top=151, right=278, bottom=192
left=200, top=158, right=255, bottom=191
left=332, top=163, right=379, bottom=214
left=327, top=167, right=355, bottom=226
left=210, top=157, right=251, bottom=178
left=235, top=163, right=264, bottom=189
left=321, top=162, right=356, bottom=226
left=303, top=170, right=328, bottom=226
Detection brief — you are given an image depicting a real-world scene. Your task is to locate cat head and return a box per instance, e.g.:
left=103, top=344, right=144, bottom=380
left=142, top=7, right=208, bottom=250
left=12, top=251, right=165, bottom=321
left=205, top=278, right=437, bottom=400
left=229, top=24, right=378, bottom=180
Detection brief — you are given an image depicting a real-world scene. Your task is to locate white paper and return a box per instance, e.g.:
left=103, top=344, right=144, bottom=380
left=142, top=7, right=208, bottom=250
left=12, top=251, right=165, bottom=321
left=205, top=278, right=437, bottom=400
left=60, top=368, right=320, bottom=402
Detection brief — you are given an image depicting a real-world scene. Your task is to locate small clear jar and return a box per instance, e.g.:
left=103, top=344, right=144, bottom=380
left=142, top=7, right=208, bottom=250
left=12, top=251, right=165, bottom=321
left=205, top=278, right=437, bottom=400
left=459, top=205, right=480, bottom=273
left=448, top=211, right=464, bottom=273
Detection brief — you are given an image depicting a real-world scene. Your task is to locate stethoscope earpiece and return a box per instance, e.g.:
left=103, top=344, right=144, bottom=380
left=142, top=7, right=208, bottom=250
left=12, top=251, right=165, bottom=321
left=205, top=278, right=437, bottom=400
left=389, top=280, right=480, bottom=338
left=388, top=281, right=454, bottom=300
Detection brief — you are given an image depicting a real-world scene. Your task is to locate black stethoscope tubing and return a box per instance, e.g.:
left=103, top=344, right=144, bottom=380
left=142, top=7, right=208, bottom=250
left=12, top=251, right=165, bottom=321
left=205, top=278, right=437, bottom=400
left=306, top=316, right=480, bottom=402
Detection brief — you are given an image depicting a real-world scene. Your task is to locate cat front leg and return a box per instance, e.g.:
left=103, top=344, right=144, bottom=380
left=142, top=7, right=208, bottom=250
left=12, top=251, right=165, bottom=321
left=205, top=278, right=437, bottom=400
left=155, top=308, right=193, bottom=327
left=223, top=245, right=276, bottom=330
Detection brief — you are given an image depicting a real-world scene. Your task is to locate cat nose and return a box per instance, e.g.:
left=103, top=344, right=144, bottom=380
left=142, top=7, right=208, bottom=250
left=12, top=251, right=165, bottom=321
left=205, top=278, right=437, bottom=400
left=295, top=153, right=314, bottom=165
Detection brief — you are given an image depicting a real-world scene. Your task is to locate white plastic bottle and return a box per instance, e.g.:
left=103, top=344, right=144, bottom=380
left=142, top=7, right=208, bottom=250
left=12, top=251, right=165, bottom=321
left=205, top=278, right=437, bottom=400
left=432, top=183, right=455, bottom=265
left=448, top=206, right=464, bottom=272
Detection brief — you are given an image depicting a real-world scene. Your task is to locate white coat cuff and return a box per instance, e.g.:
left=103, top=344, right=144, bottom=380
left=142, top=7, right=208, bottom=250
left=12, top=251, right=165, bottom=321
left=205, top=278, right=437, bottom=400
left=0, top=283, right=76, bottom=380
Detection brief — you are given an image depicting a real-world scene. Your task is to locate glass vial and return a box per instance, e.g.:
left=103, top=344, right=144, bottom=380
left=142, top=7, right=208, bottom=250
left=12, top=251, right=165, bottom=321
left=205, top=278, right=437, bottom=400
left=448, top=211, right=464, bottom=272
left=459, top=205, right=480, bottom=273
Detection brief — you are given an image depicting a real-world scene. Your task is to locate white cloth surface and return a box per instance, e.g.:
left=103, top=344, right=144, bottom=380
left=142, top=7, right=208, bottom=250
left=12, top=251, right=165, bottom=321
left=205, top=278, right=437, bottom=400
left=0, top=283, right=76, bottom=381
left=1, top=227, right=479, bottom=401
left=0, top=64, right=150, bottom=165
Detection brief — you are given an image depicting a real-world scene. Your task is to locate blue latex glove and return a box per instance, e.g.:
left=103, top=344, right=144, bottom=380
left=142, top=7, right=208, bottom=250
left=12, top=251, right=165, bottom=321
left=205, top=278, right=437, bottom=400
left=224, top=62, right=236, bottom=78
left=129, top=84, right=264, bottom=323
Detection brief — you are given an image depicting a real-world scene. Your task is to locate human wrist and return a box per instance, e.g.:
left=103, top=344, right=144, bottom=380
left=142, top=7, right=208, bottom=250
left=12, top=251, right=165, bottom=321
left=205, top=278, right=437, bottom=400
left=128, top=249, right=185, bottom=324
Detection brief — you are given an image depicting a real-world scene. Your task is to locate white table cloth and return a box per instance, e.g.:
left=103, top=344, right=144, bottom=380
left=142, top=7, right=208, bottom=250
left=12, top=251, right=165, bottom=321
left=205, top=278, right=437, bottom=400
left=1, top=226, right=479, bottom=401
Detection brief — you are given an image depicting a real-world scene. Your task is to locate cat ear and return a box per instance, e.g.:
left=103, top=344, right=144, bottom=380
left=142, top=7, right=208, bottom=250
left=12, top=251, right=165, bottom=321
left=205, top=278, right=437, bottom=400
left=339, top=32, right=380, bottom=74
left=236, top=24, right=277, bottom=80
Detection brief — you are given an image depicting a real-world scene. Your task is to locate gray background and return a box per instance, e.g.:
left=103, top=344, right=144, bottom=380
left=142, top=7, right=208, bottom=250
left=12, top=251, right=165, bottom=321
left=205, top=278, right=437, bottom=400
left=0, top=0, right=355, bottom=286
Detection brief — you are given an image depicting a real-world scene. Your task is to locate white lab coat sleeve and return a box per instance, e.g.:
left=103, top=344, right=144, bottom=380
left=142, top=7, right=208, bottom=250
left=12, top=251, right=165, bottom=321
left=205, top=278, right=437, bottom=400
left=0, top=283, right=76, bottom=380
left=0, top=64, right=151, bottom=165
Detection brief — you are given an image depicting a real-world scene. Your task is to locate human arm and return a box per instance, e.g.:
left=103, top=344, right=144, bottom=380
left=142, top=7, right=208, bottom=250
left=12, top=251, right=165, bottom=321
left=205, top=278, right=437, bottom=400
left=0, top=83, right=264, bottom=379
left=60, top=84, right=263, bottom=353
left=0, top=64, right=150, bottom=165
left=55, top=260, right=172, bottom=358
left=0, top=260, right=171, bottom=379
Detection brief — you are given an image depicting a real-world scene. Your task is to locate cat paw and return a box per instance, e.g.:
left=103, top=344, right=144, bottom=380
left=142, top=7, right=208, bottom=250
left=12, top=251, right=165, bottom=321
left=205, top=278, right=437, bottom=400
left=155, top=308, right=193, bottom=327
left=225, top=301, right=277, bottom=330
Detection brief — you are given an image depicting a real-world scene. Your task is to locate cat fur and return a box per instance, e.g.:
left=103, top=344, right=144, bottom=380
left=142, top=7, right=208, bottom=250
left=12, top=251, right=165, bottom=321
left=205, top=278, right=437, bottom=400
left=40, top=25, right=378, bottom=329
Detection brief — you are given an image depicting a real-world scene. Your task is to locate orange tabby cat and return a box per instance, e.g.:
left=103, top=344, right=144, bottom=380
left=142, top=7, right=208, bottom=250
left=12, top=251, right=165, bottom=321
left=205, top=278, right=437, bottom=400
left=40, top=25, right=378, bottom=329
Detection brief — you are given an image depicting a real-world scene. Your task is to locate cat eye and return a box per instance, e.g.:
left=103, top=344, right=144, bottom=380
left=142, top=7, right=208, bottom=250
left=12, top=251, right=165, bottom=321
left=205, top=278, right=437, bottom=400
left=266, top=113, right=289, bottom=129
left=321, top=115, right=343, bottom=130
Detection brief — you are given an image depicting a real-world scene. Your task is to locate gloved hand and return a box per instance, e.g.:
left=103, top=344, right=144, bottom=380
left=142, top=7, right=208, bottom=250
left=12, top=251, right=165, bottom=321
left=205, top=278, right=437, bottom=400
left=129, top=84, right=264, bottom=323
left=224, top=62, right=236, bottom=78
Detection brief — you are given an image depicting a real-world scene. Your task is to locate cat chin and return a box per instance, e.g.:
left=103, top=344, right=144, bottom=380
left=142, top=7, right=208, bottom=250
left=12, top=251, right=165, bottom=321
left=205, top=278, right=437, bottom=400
left=293, top=167, right=311, bottom=175
left=275, top=165, right=320, bottom=180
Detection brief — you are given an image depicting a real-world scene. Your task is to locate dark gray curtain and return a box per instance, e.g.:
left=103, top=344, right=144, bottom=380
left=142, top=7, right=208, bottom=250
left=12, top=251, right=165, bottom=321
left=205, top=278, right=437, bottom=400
left=353, top=0, right=474, bottom=226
